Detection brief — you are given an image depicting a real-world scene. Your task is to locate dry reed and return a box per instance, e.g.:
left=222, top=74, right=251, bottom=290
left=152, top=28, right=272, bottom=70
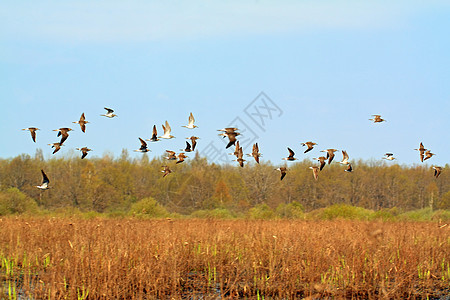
left=0, top=218, right=448, bottom=299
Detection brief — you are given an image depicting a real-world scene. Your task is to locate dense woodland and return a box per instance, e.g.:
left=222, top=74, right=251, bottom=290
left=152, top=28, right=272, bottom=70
left=0, top=149, right=448, bottom=216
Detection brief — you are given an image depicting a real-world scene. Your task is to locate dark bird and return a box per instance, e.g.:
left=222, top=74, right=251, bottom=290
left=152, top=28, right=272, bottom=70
left=165, top=150, right=177, bottom=160
left=229, top=141, right=241, bottom=157
left=414, top=142, right=427, bottom=162
left=382, top=153, right=395, bottom=161
left=48, top=142, right=63, bottom=154
left=187, top=136, right=200, bottom=151
left=53, top=128, right=73, bottom=145
left=101, top=107, right=117, bottom=118
left=344, top=163, right=353, bottom=172
left=433, top=166, right=442, bottom=179
left=369, top=114, right=386, bottom=123
left=301, top=141, right=317, bottom=153
left=161, top=166, right=172, bottom=177
left=424, top=150, right=435, bottom=161
left=181, top=141, right=193, bottom=152
left=35, top=169, right=50, bottom=190
left=73, top=113, right=89, bottom=133
left=76, top=147, right=92, bottom=159
left=218, top=128, right=240, bottom=149
left=146, top=125, right=160, bottom=142
left=134, top=138, right=150, bottom=153
left=275, top=167, right=287, bottom=180
left=176, top=153, right=187, bottom=164
left=321, top=149, right=338, bottom=164
left=313, top=156, right=327, bottom=171
left=235, top=146, right=245, bottom=167
left=22, top=127, right=40, bottom=143
left=309, top=166, right=319, bottom=180
left=282, top=147, right=297, bottom=161
left=247, top=143, right=261, bottom=164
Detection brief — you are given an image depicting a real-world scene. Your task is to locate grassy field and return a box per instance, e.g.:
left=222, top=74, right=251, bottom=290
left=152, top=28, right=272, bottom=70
left=0, top=218, right=448, bottom=299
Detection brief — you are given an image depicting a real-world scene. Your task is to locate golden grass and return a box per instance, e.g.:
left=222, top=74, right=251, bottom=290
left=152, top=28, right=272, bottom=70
left=0, top=218, right=448, bottom=299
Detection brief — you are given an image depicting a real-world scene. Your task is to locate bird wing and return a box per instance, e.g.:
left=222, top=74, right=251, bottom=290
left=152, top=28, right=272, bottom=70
left=31, top=130, right=37, bottom=142
left=189, top=113, right=195, bottom=125
left=139, top=137, right=147, bottom=147
left=41, top=169, right=50, bottom=184
left=342, top=150, right=349, bottom=160
left=287, top=147, right=295, bottom=158
left=105, top=107, right=114, bottom=113
left=165, top=121, right=171, bottom=133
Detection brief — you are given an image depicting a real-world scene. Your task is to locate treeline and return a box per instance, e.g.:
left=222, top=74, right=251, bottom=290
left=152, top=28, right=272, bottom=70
left=0, top=150, right=448, bottom=216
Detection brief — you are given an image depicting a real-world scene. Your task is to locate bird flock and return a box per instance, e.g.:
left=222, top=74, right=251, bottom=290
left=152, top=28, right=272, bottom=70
left=23, top=110, right=443, bottom=190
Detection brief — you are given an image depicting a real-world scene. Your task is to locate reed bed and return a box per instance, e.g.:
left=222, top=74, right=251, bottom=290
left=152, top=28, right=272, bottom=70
left=0, top=218, right=448, bottom=299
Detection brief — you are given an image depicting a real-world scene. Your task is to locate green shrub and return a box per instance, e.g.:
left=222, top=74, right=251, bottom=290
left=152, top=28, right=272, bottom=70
left=190, top=208, right=235, bottom=219
left=130, top=197, right=169, bottom=218
left=370, top=207, right=400, bottom=221
left=399, top=208, right=434, bottom=221
left=276, top=201, right=304, bottom=219
left=0, top=188, right=38, bottom=215
left=308, top=204, right=373, bottom=220
left=248, top=203, right=275, bottom=219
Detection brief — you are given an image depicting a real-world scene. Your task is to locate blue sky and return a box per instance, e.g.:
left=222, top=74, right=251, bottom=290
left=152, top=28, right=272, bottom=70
left=1, top=1, right=449, bottom=167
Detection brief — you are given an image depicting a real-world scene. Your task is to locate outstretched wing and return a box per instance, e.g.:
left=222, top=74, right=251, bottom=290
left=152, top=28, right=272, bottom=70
left=287, top=147, right=295, bottom=158
left=41, top=169, right=50, bottom=185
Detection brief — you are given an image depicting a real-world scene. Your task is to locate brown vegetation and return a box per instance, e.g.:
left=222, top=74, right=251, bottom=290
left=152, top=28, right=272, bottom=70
left=0, top=218, right=448, bottom=299
left=0, top=151, right=449, bottom=216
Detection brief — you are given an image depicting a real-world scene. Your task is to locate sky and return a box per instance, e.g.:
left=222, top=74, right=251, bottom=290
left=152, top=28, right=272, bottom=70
left=1, top=1, right=449, bottom=167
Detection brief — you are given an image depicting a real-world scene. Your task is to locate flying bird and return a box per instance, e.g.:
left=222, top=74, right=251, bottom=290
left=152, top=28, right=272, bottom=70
left=247, top=143, right=261, bottom=164
left=182, top=112, right=198, bottom=129
left=22, top=127, right=39, bottom=143
left=218, top=128, right=240, bottom=149
left=309, top=166, right=319, bottom=180
left=176, top=153, right=187, bottom=164
left=161, top=166, right=172, bottom=177
left=53, top=128, right=73, bottom=145
left=76, top=147, right=92, bottom=159
left=424, top=150, right=435, bottom=161
left=160, top=121, right=175, bottom=139
left=382, top=153, right=395, bottom=161
left=282, top=147, right=297, bottom=161
left=414, top=142, right=427, bottom=162
left=301, top=142, right=317, bottom=153
left=432, top=166, right=442, bottom=179
left=235, top=146, right=245, bottom=167
left=146, top=125, right=160, bottom=142
left=229, top=141, right=241, bottom=157
left=35, top=169, right=50, bottom=190
left=134, top=138, right=150, bottom=153
left=321, top=149, right=338, bottom=164
left=73, top=113, right=89, bottom=133
left=369, top=115, right=386, bottom=123
left=275, top=167, right=287, bottom=181
left=101, top=107, right=117, bottom=118
left=344, top=163, right=353, bottom=172
left=313, top=156, right=327, bottom=171
left=181, top=141, right=193, bottom=152
left=339, top=150, right=350, bottom=165
left=165, top=150, right=177, bottom=160
left=48, top=142, right=63, bottom=154
left=187, top=136, right=200, bottom=151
